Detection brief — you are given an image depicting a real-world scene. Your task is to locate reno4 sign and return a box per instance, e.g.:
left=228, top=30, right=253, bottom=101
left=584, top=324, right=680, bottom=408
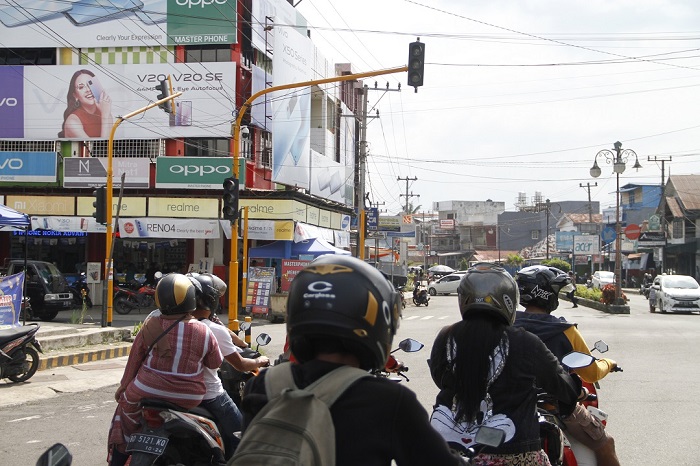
left=156, top=156, right=237, bottom=189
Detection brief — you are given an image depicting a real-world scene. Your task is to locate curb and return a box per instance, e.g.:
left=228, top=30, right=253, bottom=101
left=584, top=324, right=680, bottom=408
left=38, top=344, right=132, bottom=371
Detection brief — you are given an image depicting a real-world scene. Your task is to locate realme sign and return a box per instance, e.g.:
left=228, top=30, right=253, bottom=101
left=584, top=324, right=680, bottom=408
left=239, top=199, right=306, bottom=222
left=149, top=198, right=219, bottom=218
left=77, top=197, right=147, bottom=217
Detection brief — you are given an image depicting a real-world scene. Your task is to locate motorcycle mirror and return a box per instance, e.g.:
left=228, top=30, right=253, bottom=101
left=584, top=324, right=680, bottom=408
left=592, top=340, right=609, bottom=353
left=36, top=443, right=72, bottom=466
left=256, top=333, right=271, bottom=347
left=474, top=426, right=505, bottom=448
left=395, top=338, right=424, bottom=353
left=239, top=321, right=252, bottom=332
left=154, top=271, right=163, bottom=280
left=562, top=351, right=596, bottom=369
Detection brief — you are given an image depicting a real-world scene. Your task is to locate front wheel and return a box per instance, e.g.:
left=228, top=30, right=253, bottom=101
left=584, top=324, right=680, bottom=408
left=8, top=346, right=40, bottom=383
left=38, top=310, right=58, bottom=321
left=428, top=288, right=437, bottom=296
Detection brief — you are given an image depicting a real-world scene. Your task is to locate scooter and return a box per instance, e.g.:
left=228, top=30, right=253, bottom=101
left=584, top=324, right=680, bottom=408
left=114, top=283, right=156, bottom=315
left=412, top=286, right=430, bottom=306
left=219, top=326, right=272, bottom=407
left=0, top=322, right=43, bottom=383
left=68, top=272, right=92, bottom=308
left=372, top=338, right=424, bottom=382
left=396, top=285, right=407, bottom=309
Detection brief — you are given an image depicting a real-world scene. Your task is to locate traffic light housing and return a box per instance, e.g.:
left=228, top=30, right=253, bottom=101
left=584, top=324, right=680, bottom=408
left=92, top=186, right=107, bottom=225
left=407, top=39, right=425, bottom=92
left=155, top=77, right=173, bottom=114
left=222, top=177, right=240, bottom=222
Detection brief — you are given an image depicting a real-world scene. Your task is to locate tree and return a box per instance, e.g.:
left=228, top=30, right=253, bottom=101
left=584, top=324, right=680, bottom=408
left=504, top=253, right=524, bottom=269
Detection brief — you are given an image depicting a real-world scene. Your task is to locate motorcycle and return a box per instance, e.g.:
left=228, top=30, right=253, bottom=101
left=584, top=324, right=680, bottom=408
left=538, top=341, right=622, bottom=466
left=412, top=286, right=430, bottom=307
left=372, top=338, right=424, bottom=382
left=68, top=272, right=92, bottom=308
left=219, top=326, right=272, bottom=407
left=0, top=322, right=43, bottom=383
left=114, top=283, right=156, bottom=315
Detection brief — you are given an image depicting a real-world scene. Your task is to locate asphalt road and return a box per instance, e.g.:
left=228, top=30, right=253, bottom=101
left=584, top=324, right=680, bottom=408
left=2, top=290, right=699, bottom=465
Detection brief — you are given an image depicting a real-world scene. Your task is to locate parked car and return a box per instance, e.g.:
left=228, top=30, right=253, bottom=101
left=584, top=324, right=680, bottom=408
left=4, top=260, right=73, bottom=321
left=591, top=271, right=615, bottom=289
left=427, top=273, right=463, bottom=296
left=649, top=274, right=700, bottom=313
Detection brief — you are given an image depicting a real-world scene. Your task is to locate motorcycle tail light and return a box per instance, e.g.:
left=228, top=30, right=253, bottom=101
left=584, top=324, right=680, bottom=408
left=187, top=415, right=224, bottom=450
left=142, top=408, right=166, bottom=428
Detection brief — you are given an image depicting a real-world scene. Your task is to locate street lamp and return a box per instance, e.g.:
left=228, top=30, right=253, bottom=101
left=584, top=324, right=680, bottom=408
left=590, top=141, right=642, bottom=304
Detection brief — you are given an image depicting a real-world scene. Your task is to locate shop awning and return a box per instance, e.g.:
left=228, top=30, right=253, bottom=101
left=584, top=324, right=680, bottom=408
left=250, top=237, right=350, bottom=259
left=0, top=204, right=30, bottom=230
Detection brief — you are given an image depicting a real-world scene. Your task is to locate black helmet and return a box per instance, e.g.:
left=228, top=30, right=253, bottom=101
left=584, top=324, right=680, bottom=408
left=515, top=265, right=573, bottom=312
left=457, top=262, right=519, bottom=325
left=187, top=273, right=226, bottom=311
left=286, top=255, right=401, bottom=370
left=156, top=273, right=197, bottom=315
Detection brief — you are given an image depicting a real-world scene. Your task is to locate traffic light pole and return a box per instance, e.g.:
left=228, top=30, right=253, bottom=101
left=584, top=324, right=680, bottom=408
left=227, top=65, right=407, bottom=332
left=103, top=91, right=182, bottom=327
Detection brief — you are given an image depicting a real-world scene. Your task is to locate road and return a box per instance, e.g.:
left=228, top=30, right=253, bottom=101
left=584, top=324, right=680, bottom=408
left=2, top=291, right=699, bottom=465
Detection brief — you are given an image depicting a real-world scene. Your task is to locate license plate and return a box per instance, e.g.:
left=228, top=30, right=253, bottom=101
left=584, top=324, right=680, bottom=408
left=63, top=301, right=73, bottom=307
left=126, top=433, right=169, bottom=455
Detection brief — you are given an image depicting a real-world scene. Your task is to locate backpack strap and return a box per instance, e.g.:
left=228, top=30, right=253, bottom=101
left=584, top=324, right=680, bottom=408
left=264, top=364, right=368, bottom=407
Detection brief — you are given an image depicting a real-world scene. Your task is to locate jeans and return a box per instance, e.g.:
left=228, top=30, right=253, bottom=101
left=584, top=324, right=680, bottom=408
left=200, top=391, right=243, bottom=459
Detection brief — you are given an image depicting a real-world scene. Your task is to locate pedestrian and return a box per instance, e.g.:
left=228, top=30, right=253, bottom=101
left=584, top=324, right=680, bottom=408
left=567, top=271, right=579, bottom=308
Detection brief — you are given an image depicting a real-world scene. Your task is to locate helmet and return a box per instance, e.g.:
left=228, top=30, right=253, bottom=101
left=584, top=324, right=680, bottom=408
left=155, top=273, right=197, bottom=315
left=286, top=255, right=401, bottom=370
left=187, top=273, right=226, bottom=311
left=457, top=262, right=519, bottom=325
left=515, top=265, right=573, bottom=312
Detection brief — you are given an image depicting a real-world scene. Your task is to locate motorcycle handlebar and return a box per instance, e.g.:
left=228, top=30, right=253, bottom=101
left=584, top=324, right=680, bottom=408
left=612, top=366, right=623, bottom=372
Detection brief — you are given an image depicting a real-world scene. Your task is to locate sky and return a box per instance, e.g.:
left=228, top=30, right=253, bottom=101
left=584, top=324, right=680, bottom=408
left=294, top=0, right=700, bottom=216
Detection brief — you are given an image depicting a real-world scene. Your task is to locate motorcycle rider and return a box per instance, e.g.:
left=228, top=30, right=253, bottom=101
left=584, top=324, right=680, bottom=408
left=239, top=255, right=463, bottom=465
left=108, top=273, right=222, bottom=466
left=429, top=263, right=583, bottom=464
left=514, top=265, right=620, bottom=466
left=187, top=273, right=270, bottom=459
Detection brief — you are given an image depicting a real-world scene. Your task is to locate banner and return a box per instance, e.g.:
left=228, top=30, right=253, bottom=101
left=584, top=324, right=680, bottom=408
left=0, top=63, right=236, bottom=140
left=0, top=152, right=57, bottom=183
left=0, top=0, right=237, bottom=48
left=119, top=218, right=220, bottom=238
left=156, top=156, right=234, bottom=189
left=245, top=267, right=275, bottom=316
left=63, top=157, right=150, bottom=188
left=309, top=150, right=352, bottom=205
left=280, top=260, right=310, bottom=292
left=31, top=216, right=108, bottom=233
left=0, top=272, right=24, bottom=328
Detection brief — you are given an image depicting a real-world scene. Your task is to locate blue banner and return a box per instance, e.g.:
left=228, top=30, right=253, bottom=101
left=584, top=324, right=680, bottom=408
left=0, top=152, right=57, bottom=182
left=0, top=272, right=25, bottom=328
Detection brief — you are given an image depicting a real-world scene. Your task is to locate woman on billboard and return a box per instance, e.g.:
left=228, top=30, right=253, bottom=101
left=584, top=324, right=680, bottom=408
left=58, top=69, right=114, bottom=138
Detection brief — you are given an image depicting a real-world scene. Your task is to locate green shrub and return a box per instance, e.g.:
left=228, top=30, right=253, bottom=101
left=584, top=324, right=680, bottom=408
left=575, top=285, right=602, bottom=302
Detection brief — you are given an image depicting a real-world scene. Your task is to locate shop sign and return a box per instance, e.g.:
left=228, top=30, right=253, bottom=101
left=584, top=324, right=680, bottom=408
left=556, top=231, right=575, bottom=251
left=148, top=197, right=219, bottom=218
left=156, top=157, right=243, bottom=189
left=6, top=195, right=74, bottom=215
left=280, top=260, right=311, bottom=292
left=378, top=215, right=401, bottom=232
left=30, top=216, right=106, bottom=233
left=63, top=158, right=150, bottom=188
left=573, top=235, right=600, bottom=254
left=306, top=206, right=319, bottom=225
left=331, top=212, right=342, bottom=230
left=0, top=152, right=57, bottom=183
left=77, top=196, right=147, bottom=217
left=319, top=210, right=331, bottom=228
left=239, top=199, right=306, bottom=222
left=220, top=220, right=294, bottom=240
left=637, top=231, right=666, bottom=247
left=119, top=218, right=220, bottom=239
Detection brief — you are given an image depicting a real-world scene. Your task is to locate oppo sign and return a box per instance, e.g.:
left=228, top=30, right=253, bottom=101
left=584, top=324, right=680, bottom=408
left=175, top=0, right=227, bottom=7
left=169, top=164, right=231, bottom=177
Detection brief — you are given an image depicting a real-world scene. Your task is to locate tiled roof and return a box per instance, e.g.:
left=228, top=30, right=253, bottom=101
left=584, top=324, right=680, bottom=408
left=565, top=213, right=602, bottom=224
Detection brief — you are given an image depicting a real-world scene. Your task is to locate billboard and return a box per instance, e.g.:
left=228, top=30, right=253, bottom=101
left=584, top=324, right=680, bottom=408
left=309, top=150, right=352, bottom=206
left=0, top=152, right=57, bottom=182
left=0, top=0, right=237, bottom=47
left=251, top=0, right=307, bottom=57
left=0, top=63, right=236, bottom=140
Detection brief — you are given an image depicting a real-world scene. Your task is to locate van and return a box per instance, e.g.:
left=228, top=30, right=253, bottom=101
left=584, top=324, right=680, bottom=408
left=4, top=260, right=73, bottom=321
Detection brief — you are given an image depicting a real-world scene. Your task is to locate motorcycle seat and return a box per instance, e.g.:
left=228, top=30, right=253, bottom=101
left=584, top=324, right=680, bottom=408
left=0, top=325, right=38, bottom=345
left=139, top=398, right=216, bottom=419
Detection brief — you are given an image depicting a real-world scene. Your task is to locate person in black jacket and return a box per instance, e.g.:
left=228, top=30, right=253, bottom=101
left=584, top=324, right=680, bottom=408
left=429, top=263, right=583, bottom=465
left=239, top=255, right=462, bottom=466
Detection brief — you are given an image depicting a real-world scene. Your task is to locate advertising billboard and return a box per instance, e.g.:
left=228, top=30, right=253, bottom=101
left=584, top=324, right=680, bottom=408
left=0, top=0, right=237, bottom=47
left=251, top=0, right=307, bottom=57
left=0, top=152, right=57, bottom=183
left=0, top=63, right=236, bottom=140
left=309, top=150, right=352, bottom=206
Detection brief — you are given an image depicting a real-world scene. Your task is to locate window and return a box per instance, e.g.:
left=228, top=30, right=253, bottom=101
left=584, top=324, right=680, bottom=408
left=87, top=139, right=163, bottom=158
left=673, top=219, right=683, bottom=239
left=0, top=48, right=56, bottom=65
left=184, top=138, right=230, bottom=157
left=531, top=230, right=540, bottom=240
left=255, top=131, right=272, bottom=167
left=0, top=141, right=57, bottom=152
left=185, top=45, right=231, bottom=63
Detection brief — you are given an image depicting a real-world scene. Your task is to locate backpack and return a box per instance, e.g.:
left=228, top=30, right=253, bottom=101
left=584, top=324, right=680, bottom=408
left=228, top=363, right=368, bottom=466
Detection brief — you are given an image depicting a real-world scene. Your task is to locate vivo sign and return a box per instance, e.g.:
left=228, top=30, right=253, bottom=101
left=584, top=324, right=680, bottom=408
left=0, top=152, right=57, bottom=182
left=0, top=98, right=18, bottom=107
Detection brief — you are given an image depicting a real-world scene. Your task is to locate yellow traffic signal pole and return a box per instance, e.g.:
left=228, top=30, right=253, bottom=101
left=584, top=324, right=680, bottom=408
left=228, top=65, right=408, bottom=332
left=103, top=91, right=182, bottom=326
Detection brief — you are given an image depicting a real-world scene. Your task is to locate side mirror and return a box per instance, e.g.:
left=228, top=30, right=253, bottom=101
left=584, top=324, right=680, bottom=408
left=592, top=340, right=609, bottom=353
left=397, top=338, right=424, bottom=353
left=238, top=321, right=252, bottom=332
left=562, top=351, right=596, bottom=369
left=255, top=333, right=271, bottom=347
left=475, top=426, right=505, bottom=448
left=36, top=443, right=72, bottom=466
left=154, top=271, right=163, bottom=280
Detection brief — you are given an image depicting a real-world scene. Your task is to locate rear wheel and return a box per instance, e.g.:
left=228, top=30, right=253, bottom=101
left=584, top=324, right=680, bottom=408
left=38, top=310, right=58, bottom=321
left=114, top=297, right=132, bottom=315
left=428, top=288, right=437, bottom=296
left=8, top=346, right=40, bottom=383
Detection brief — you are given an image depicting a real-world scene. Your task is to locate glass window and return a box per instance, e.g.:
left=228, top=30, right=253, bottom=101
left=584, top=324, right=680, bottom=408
left=184, top=138, right=230, bottom=157
left=185, top=45, right=230, bottom=63
left=673, top=219, right=683, bottom=238
left=0, top=48, right=56, bottom=65
left=531, top=230, right=539, bottom=240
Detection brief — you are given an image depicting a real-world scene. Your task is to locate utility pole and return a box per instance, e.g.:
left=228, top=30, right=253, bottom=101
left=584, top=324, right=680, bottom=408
left=579, top=182, right=598, bottom=223
left=648, top=156, right=672, bottom=274
left=368, top=199, right=385, bottom=267
left=398, top=176, right=419, bottom=213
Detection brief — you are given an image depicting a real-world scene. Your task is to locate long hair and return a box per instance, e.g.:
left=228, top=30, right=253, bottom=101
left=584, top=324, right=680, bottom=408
left=450, top=313, right=507, bottom=423
left=58, top=69, right=95, bottom=138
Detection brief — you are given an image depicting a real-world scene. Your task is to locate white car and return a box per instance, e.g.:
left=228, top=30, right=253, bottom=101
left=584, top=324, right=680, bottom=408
left=591, top=271, right=615, bottom=289
left=427, top=273, right=463, bottom=296
left=650, top=275, right=700, bottom=313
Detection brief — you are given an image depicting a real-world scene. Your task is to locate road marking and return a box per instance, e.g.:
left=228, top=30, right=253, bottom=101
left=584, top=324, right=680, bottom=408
left=8, top=415, right=41, bottom=423
left=404, top=316, right=420, bottom=320
left=420, top=316, right=434, bottom=320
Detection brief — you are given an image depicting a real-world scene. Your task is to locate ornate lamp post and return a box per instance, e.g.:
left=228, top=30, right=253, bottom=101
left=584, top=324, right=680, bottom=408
left=590, top=141, right=642, bottom=304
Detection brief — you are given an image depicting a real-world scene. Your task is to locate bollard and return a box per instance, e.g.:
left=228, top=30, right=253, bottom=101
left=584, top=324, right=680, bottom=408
left=245, top=316, right=252, bottom=346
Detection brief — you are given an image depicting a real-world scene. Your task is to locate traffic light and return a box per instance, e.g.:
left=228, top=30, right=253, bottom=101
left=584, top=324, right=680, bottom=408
left=407, top=39, right=425, bottom=92
left=155, top=77, right=173, bottom=114
left=222, top=177, right=240, bottom=222
left=92, top=186, right=107, bottom=225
